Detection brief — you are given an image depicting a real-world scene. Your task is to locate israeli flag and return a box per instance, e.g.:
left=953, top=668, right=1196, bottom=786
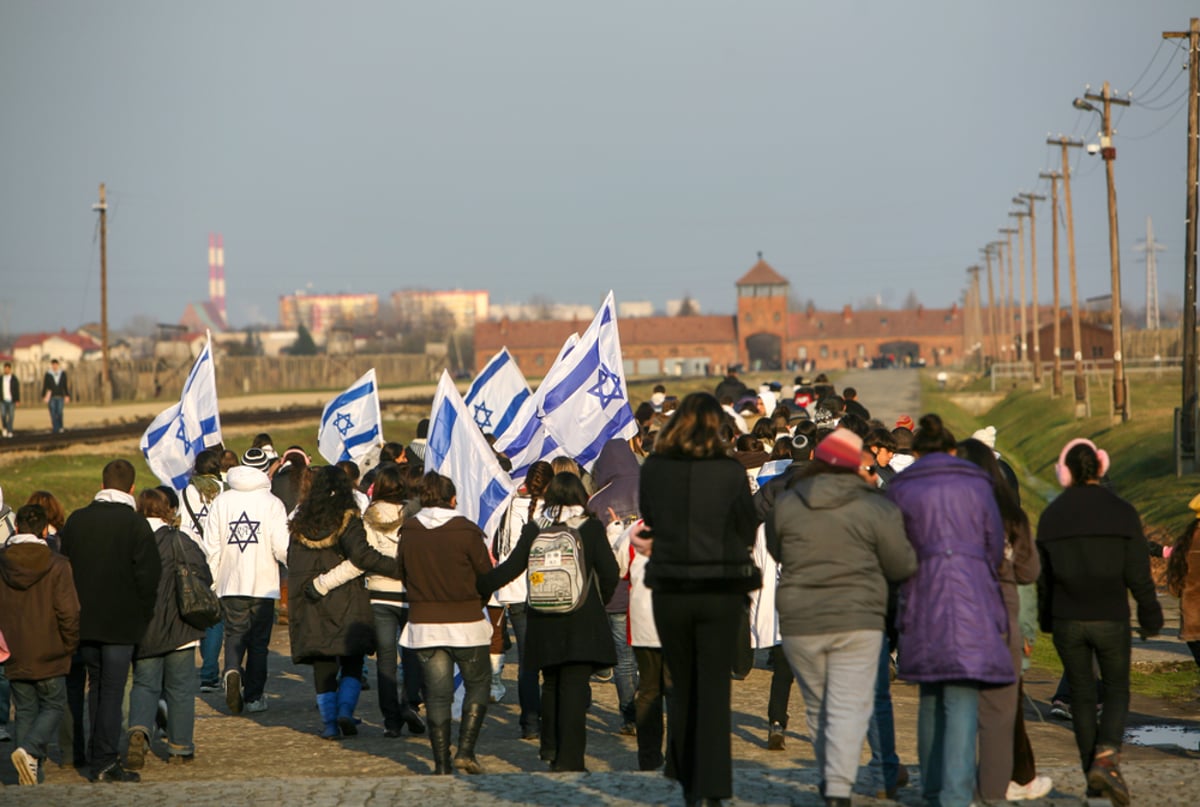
left=493, top=333, right=579, bottom=481
left=464, top=347, right=530, bottom=441
left=425, top=370, right=517, bottom=538
left=141, top=333, right=223, bottom=490
left=318, top=368, right=383, bottom=464
left=537, top=291, right=637, bottom=470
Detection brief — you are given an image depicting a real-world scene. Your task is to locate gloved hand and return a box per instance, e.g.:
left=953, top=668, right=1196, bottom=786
left=302, top=580, right=324, bottom=602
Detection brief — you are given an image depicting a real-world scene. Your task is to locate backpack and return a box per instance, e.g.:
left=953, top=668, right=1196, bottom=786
left=526, top=515, right=594, bottom=614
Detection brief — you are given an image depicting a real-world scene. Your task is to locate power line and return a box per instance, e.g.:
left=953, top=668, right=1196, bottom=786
left=1130, top=42, right=1180, bottom=99
left=1127, top=39, right=1169, bottom=93
left=1123, top=99, right=1189, bottom=139
left=1135, top=55, right=1188, bottom=106
left=1137, top=84, right=1190, bottom=112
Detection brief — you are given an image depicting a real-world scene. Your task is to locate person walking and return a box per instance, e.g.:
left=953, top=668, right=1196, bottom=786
left=767, top=428, right=917, bottom=807
left=1037, top=438, right=1162, bottom=806
left=886, top=414, right=1014, bottom=807
left=477, top=472, right=619, bottom=772
left=956, top=438, right=1052, bottom=802
left=1167, top=493, right=1200, bottom=672
left=177, top=449, right=226, bottom=693
left=289, top=466, right=397, bottom=739
left=0, top=504, right=80, bottom=786
left=395, top=472, right=493, bottom=775
left=202, top=448, right=290, bottom=716
left=1, top=361, right=20, bottom=438
left=60, top=459, right=161, bottom=783
left=493, top=460, right=554, bottom=740
left=41, top=359, right=69, bottom=434
left=636, top=392, right=760, bottom=807
left=124, top=489, right=211, bottom=769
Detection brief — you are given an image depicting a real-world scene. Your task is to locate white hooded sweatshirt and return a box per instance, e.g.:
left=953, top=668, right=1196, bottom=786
left=202, top=466, right=289, bottom=599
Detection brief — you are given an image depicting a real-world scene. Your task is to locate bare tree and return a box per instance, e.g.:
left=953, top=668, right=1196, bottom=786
left=676, top=294, right=699, bottom=317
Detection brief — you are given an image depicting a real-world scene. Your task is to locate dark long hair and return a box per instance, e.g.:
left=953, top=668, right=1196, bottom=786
left=370, top=463, right=407, bottom=505
left=290, top=465, right=358, bottom=538
left=912, top=413, right=956, bottom=455
left=1167, top=521, right=1197, bottom=596
left=524, top=460, right=555, bottom=520
left=1064, top=442, right=1102, bottom=486
left=654, top=392, right=730, bottom=459
left=957, top=438, right=1027, bottom=539
left=543, top=472, right=594, bottom=520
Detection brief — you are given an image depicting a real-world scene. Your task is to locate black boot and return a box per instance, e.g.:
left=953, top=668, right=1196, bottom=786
left=454, top=703, right=487, bottom=774
left=429, top=719, right=453, bottom=775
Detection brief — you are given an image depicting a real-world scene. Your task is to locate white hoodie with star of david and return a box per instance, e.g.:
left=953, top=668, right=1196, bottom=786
left=202, top=466, right=290, bottom=598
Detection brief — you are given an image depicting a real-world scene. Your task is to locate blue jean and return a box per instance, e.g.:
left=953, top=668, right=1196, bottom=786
left=130, top=648, right=198, bottom=756
left=917, top=681, right=981, bottom=807
left=48, top=396, right=64, bottom=433
left=221, top=596, right=275, bottom=702
left=867, top=637, right=900, bottom=793
left=0, top=400, right=14, bottom=433
left=415, top=645, right=490, bottom=727
left=79, top=642, right=135, bottom=776
left=608, top=612, right=638, bottom=724
left=10, top=676, right=67, bottom=768
left=372, top=603, right=424, bottom=729
left=199, top=622, right=224, bottom=685
left=506, top=603, right=541, bottom=732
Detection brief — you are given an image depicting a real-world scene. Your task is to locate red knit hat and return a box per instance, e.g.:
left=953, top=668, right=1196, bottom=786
left=895, top=414, right=915, bottom=431
left=814, top=428, right=864, bottom=469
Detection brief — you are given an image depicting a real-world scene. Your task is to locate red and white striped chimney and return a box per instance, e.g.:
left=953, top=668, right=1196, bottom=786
left=212, top=233, right=228, bottom=328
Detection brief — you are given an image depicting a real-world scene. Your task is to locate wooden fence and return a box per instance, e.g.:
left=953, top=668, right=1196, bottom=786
left=7, top=353, right=447, bottom=405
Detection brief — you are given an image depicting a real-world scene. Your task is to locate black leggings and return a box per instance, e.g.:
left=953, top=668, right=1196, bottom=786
left=312, top=655, right=364, bottom=694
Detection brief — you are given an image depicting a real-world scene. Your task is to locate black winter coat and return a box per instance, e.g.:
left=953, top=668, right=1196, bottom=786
left=287, top=511, right=396, bottom=663
left=639, top=453, right=760, bottom=593
left=477, top=517, right=618, bottom=671
left=136, top=526, right=212, bottom=659
left=61, top=500, right=161, bottom=644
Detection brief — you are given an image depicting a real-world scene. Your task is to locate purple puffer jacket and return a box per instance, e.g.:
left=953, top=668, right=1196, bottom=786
left=886, top=453, right=1014, bottom=685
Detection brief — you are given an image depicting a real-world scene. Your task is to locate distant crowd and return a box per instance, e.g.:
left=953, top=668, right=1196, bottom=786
left=1, top=370, right=1195, bottom=807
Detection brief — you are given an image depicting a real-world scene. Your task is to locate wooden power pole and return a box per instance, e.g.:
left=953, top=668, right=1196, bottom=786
left=1009, top=213, right=1030, bottom=367
left=1082, top=82, right=1132, bottom=421
left=1040, top=171, right=1064, bottom=397
left=92, top=183, right=111, bottom=404
left=981, top=245, right=1000, bottom=363
left=1049, top=137, right=1087, bottom=417
left=1000, top=227, right=1018, bottom=360
left=1018, top=192, right=1047, bottom=388
left=1165, top=18, right=1200, bottom=461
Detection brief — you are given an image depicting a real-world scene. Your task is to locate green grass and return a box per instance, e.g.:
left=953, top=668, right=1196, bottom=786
left=1030, top=629, right=1200, bottom=702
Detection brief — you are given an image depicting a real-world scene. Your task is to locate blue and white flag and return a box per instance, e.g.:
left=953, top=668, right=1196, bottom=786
left=141, top=333, right=223, bottom=490
left=537, top=291, right=637, bottom=471
left=425, top=370, right=517, bottom=538
left=493, top=333, right=579, bottom=481
left=318, top=368, right=383, bottom=464
left=464, top=347, right=530, bottom=441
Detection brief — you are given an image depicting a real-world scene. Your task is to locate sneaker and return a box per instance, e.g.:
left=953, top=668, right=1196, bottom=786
left=1049, top=700, right=1072, bottom=721
left=167, top=754, right=194, bottom=765
left=767, top=721, right=785, bottom=750
left=489, top=679, right=507, bottom=703
left=11, top=747, right=39, bottom=786
left=593, top=667, right=614, bottom=683
left=199, top=681, right=220, bottom=693
left=245, top=698, right=268, bottom=713
left=125, top=730, right=148, bottom=771
left=1006, top=775, right=1053, bottom=801
left=401, top=705, right=426, bottom=735
left=224, top=669, right=244, bottom=715
left=1086, top=753, right=1130, bottom=807
left=94, top=762, right=141, bottom=783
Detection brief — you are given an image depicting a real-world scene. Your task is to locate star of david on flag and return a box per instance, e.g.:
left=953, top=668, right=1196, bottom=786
left=463, top=347, right=531, bottom=441
left=140, top=332, right=224, bottom=491
left=493, top=334, right=578, bottom=482
left=536, top=291, right=637, bottom=471
left=318, top=368, right=383, bottom=464
left=425, top=370, right=517, bottom=538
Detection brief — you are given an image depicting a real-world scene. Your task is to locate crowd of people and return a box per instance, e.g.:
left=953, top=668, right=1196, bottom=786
left=0, top=372, right=1188, bottom=807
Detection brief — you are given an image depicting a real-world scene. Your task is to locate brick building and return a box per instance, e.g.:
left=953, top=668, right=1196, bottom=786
left=475, top=256, right=969, bottom=375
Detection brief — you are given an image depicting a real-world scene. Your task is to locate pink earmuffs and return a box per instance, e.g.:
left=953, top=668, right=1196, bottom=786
left=1055, top=438, right=1110, bottom=487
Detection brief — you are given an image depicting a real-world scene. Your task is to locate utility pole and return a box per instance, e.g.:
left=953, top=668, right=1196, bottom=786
left=1165, top=18, right=1199, bottom=461
left=994, top=239, right=1010, bottom=362
left=1040, top=171, right=1064, bottom=397
left=1000, top=227, right=1018, bottom=360
left=1009, top=211, right=1029, bottom=368
left=1018, top=192, right=1047, bottom=387
left=1049, top=136, right=1086, bottom=416
left=92, top=183, right=110, bottom=404
left=981, top=245, right=1000, bottom=363
left=1081, top=82, right=1132, bottom=422
left=968, top=265, right=984, bottom=370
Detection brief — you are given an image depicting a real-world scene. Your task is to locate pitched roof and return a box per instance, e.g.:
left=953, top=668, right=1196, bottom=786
left=13, top=330, right=102, bottom=351
left=787, top=306, right=961, bottom=341
left=181, top=301, right=228, bottom=332
left=735, top=257, right=789, bottom=287
left=475, top=314, right=737, bottom=352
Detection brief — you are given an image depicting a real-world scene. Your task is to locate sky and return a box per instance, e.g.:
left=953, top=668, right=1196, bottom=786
left=1, top=1, right=1196, bottom=335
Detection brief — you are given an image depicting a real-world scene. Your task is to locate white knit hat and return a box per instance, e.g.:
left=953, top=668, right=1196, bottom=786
left=971, top=425, right=997, bottom=450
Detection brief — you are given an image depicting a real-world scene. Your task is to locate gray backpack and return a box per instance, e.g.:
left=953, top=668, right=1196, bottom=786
left=526, top=515, right=592, bottom=614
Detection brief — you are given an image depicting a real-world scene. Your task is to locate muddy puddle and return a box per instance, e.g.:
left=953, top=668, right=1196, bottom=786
left=1125, top=724, right=1200, bottom=751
